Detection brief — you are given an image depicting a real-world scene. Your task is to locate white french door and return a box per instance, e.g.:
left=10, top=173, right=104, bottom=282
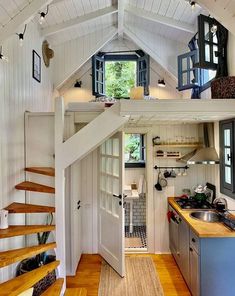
left=98, top=132, right=125, bottom=277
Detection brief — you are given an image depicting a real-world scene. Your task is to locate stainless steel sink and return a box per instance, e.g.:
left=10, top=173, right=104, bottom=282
left=190, top=211, right=221, bottom=223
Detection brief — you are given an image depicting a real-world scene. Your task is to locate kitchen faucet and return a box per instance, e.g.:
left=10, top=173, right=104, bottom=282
left=213, top=197, right=228, bottom=211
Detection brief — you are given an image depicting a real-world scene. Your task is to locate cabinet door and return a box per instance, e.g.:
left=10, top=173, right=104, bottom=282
left=190, top=247, right=200, bottom=296
left=178, top=218, right=190, bottom=286
left=168, top=207, right=179, bottom=264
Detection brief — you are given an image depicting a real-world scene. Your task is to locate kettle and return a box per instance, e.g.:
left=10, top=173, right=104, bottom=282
left=0, top=209, right=8, bottom=229
left=193, top=185, right=208, bottom=202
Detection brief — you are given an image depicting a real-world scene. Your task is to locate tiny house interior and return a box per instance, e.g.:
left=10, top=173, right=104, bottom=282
left=1, top=0, right=235, bottom=296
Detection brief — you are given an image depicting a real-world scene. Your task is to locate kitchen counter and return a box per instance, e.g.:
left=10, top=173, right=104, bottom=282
left=168, top=197, right=235, bottom=238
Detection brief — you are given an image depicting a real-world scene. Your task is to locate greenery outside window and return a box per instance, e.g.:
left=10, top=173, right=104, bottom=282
left=92, top=51, right=149, bottom=98
left=125, top=134, right=145, bottom=168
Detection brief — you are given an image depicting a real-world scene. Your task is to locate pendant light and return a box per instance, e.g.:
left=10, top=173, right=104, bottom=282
left=39, top=5, right=49, bottom=25
left=16, top=24, right=27, bottom=47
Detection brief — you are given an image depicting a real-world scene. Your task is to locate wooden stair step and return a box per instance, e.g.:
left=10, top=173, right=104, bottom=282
left=0, top=225, right=55, bottom=239
left=0, top=260, right=60, bottom=296
left=25, top=167, right=55, bottom=177
left=41, top=278, right=64, bottom=296
left=65, top=288, right=87, bottom=296
left=5, top=202, right=55, bottom=213
left=0, top=242, right=56, bottom=268
left=15, top=181, right=55, bottom=194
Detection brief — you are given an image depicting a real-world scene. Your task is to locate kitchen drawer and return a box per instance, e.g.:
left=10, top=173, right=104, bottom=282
left=190, top=229, right=200, bottom=254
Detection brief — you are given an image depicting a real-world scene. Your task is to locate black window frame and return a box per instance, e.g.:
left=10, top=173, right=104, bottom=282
left=125, top=134, right=146, bottom=168
left=177, top=50, right=215, bottom=92
left=196, top=14, right=219, bottom=70
left=92, top=51, right=150, bottom=98
left=220, top=119, right=235, bottom=199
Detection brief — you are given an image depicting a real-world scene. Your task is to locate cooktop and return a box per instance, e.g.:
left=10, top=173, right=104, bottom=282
left=176, top=198, right=214, bottom=210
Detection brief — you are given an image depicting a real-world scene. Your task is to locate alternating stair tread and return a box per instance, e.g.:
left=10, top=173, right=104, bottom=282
left=0, top=260, right=60, bottom=296
left=25, top=167, right=55, bottom=177
left=5, top=202, right=55, bottom=213
left=65, top=288, right=87, bottom=296
left=15, top=181, right=55, bottom=194
left=0, top=242, right=56, bottom=268
left=41, top=278, right=64, bottom=296
left=0, top=225, right=55, bottom=239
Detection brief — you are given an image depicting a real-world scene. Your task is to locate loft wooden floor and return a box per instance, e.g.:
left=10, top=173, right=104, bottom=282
left=67, top=254, right=191, bottom=296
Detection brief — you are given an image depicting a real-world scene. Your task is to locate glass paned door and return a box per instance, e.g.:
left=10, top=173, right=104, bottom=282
left=98, top=132, right=125, bottom=277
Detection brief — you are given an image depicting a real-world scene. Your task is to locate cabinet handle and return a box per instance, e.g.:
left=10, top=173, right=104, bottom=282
left=192, top=238, right=196, bottom=243
left=179, top=218, right=182, bottom=222
left=189, top=247, right=193, bottom=252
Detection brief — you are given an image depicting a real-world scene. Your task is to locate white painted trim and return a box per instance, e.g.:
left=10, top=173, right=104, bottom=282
left=54, top=97, right=66, bottom=292
left=57, top=102, right=128, bottom=169
left=125, top=5, right=195, bottom=34
left=0, top=0, right=53, bottom=43
left=118, top=0, right=126, bottom=37
left=124, top=26, right=178, bottom=81
left=42, top=6, right=118, bottom=37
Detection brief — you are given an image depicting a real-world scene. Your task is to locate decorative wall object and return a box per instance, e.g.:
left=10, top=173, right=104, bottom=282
left=32, top=50, right=41, bottom=82
left=42, top=40, right=54, bottom=68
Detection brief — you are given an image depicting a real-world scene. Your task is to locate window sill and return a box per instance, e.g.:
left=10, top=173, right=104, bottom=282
left=125, top=162, right=146, bottom=168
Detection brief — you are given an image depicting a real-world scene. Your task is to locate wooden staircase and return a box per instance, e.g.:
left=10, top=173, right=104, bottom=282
left=0, top=167, right=64, bottom=295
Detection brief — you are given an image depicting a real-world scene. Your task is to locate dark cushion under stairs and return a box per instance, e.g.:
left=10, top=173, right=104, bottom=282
left=211, top=76, right=235, bottom=99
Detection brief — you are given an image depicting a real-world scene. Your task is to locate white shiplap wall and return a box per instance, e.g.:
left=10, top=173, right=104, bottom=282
left=81, top=123, right=215, bottom=254
left=58, top=37, right=182, bottom=103
left=0, top=20, right=53, bottom=282
left=53, top=26, right=117, bottom=88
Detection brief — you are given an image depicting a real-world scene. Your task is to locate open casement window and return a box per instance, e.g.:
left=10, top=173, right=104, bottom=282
left=220, top=120, right=235, bottom=199
left=137, top=53, right=150, bottom=95
left=178, top=50, right=200, bottom=91
left=125, top=134, right=145, bottom=168
left=178, top=50, right=216, bottom=92
left=92, top=54, right=105, bottom=97
left=92, top=51, right=150, bottom=97
left=196, top=14, right=219, bottom=70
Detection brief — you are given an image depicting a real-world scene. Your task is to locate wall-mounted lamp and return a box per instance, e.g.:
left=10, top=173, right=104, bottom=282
left=158, top=79, right=166, bottom=88
left=74, top=80, right=82, bottom=88
left=16, top=24, right=27, bottom=47
left=39, top=5, right=49, bottom=25
left=0, top=46, right=8, bottom=62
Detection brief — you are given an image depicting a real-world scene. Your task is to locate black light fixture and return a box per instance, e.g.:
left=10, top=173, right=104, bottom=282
left=39, top=5, right=49, bottom=25
left=0, top=46, right=8, bottom=62
left=158, top=79, right=166, bottom=88
left=190, top=1, right=196, bottom=9
left=74, top=80, right=82, bottom=88
left=16, top=24, right=27, bottom=47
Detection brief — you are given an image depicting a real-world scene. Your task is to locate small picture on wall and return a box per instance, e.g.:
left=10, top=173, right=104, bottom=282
left=32, top=50, right=41, bottom=83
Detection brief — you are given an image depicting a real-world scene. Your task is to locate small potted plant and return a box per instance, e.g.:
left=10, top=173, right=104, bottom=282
left=16, top=214, right=56, bottom=296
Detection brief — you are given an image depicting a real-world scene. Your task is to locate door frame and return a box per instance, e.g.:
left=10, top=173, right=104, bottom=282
left=123, top=127, right=155, bottom=253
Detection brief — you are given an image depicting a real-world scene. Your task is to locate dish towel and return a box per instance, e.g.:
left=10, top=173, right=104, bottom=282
left=138, top=175, right=146, bottom=195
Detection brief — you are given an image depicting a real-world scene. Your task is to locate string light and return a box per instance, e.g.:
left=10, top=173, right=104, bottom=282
left=16, top=24, right=27, bottom=47
left=0, top=46, right=9, bottom=62
left=39, top=5, right=49, bottom=25
left=190, top=1, right=196, bottom=10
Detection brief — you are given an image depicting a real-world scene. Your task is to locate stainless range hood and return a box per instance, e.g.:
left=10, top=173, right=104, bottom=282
left=179, top=123, right=220, bottom=165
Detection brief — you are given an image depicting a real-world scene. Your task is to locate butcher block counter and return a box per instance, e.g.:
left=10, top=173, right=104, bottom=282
left=168, top=197, right=235, bottom=237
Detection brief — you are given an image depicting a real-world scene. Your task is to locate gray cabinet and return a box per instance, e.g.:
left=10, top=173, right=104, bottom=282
left=178, top=218, right=190, bottom=286
left=189, top=246, right=200, bottom=296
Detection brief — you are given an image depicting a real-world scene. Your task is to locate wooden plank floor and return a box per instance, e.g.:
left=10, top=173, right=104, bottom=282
left=66, top=254, right=191, bottom=296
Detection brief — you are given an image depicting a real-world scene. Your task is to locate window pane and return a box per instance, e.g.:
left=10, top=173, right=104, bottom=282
left=213, top=45, right=218, bottom=64
left=225, top=166, right=232, bottom=184
left=182, top=58, right=187, bottom=71
left=205, top=43, right=210, bottom=62
left=125, top=134, right=145, bottom=163
left=183, top=72, right=188, bottom=86
left=204, top=21, right=210, bottom=41
left=213, top=33, right=218, bottom=44
left=224, top=129, right=231, bottom=146
left=225, top=148, right=231, bottom=165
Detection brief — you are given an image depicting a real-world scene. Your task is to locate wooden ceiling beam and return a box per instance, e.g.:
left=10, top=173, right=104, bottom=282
left=42, top=6, right=118, bottom=37
left=125, top=5, right=195, bottom=34
left=0, top=0, right=53, bottom=43
left=118, top=0, right=126, bottom=38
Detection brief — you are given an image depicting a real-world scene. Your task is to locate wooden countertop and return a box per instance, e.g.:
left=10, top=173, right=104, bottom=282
left=168, top=197, right=235, bottom=238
